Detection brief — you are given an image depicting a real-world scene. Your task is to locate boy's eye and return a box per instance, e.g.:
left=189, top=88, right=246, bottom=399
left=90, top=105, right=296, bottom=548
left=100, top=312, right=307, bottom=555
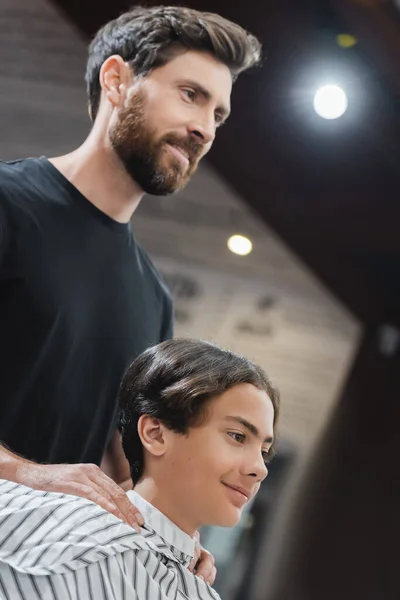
left=228, top=431, right=245, bottom=444
left=262, top=450, right=271, bottom=465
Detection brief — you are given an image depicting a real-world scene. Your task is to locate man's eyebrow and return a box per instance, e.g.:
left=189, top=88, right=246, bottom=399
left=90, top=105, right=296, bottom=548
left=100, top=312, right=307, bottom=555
left=224, top=416, right=274, bottom=445
left=180, top=79, right=231, bottom=119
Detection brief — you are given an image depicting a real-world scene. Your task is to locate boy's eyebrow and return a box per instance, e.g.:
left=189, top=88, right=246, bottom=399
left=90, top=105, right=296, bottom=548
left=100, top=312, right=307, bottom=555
left=179, top=79, right=231, bottom=120
left=224, top=416, right=274, bottom=445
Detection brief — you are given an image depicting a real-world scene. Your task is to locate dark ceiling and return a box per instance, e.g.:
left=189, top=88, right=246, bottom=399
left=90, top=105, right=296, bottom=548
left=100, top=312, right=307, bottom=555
left=52, top=0, right=400, bottom=328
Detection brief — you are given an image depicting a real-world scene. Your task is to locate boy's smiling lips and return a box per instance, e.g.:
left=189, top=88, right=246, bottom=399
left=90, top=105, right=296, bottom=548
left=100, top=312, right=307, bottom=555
left=221, top=482, right=251, bottom=503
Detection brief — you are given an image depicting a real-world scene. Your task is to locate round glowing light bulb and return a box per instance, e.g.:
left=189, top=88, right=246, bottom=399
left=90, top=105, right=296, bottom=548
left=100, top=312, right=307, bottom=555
left=227, top=235, right=253, bottom=256
left=313, top=85, right=348, bottom=120
left=336, top=34, right=357, bottom=49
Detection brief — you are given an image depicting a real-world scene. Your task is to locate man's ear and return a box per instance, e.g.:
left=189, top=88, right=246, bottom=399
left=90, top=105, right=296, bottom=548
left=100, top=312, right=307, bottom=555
left=99, top=55, right=132, bottom=109
left=138, top=415, right=167, bottom=457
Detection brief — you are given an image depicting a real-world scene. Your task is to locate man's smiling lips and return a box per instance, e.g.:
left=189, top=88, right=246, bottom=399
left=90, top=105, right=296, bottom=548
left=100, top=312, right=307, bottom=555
left=166, top=143, right=191, bottom=166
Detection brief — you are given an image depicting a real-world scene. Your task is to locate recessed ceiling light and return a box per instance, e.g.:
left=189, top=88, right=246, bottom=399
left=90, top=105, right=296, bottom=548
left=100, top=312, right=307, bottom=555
left=227, top=235, right=253, bottom=256
left=336, top=34, right=357, bottom=49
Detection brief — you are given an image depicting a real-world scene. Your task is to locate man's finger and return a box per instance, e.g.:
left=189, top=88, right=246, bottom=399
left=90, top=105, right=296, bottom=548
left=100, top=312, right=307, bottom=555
left=188, top=540, right=201, bottom=572
left=207, top=565, right=217, bottom=586
left=90, top=469, right=144, bottom=527
left=80, top=481, right=137, bottom=527
left=194, top=548, right=216, bottom=582
left=188, top=556, right=197, bottom=572
left=71, top=481, right=143, bottom=532
left=61, top=482, right=130, bottom=524
left=95, top=472, right=144, bottom=526
left=189, top=531, right=206, bottom=572
left=196, top=565, right=217, bottom=586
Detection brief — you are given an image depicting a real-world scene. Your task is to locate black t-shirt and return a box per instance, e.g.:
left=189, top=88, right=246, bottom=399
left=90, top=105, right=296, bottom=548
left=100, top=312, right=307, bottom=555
left=0, top=157, right=173, bottom=465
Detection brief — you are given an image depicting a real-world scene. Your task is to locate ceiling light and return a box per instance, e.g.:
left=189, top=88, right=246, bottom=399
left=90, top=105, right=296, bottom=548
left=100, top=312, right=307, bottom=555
left=313, top=85, right=348, bottom=120
left=227, top=235, right=253, bottom=256
left=336, top=34, right=357, bottom=49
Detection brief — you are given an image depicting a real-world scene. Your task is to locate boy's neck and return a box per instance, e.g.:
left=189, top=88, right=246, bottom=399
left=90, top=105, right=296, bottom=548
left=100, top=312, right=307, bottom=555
left=134, top=478, right=198, bottom=537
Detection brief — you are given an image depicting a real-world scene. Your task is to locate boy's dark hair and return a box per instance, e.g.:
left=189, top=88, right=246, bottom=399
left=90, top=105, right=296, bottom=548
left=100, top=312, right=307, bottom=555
left=118, top=338, right=280, bottom=483
left=85, top=5, right=262, bottom=120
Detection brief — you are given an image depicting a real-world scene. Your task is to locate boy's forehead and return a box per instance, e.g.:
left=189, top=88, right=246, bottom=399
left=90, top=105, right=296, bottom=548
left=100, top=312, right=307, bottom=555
left=215, top=383, right=270, bottom=404
left=211, top=384, right=274, bottom=423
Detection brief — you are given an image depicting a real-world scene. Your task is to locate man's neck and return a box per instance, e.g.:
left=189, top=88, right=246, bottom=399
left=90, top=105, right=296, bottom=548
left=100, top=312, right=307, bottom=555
left=134, top=478, right=198, bottom=537
left=49, top=133, right=144, bottom=224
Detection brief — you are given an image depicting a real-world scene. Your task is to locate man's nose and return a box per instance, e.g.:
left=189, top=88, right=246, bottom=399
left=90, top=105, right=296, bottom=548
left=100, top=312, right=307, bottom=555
left=188, top=114, right=216, bottom=146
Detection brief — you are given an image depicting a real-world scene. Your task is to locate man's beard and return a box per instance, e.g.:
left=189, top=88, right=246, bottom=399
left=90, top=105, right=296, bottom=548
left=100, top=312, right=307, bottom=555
left=109, top=88, right=202, bottom=196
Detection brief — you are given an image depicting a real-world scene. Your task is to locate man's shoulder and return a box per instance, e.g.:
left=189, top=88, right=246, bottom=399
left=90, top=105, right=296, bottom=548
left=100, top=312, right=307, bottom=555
left=0, top=158, right=25, bottom=179
left=0, top=157, right=45, bottom=208
left=0, top=157, right=38, bottom=186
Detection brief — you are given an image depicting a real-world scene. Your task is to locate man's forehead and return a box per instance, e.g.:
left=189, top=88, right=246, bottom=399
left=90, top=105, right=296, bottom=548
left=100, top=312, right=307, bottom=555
left=152, top=50, right=232, bottom=94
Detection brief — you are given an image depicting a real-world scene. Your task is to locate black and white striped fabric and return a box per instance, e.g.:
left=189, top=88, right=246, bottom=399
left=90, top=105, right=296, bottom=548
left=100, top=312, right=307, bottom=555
left=0, top=479, right=220, bottom=600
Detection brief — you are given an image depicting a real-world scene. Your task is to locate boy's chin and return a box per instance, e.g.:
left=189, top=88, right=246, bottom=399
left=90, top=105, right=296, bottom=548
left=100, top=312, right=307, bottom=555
left=213, top=507, right=243, bottom=528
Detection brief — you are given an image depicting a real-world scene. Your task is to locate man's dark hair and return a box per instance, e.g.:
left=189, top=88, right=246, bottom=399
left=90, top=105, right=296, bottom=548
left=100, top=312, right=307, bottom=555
left=118, top=338, right=280, bottom=483
left=85, top=5, right=262, bottom=121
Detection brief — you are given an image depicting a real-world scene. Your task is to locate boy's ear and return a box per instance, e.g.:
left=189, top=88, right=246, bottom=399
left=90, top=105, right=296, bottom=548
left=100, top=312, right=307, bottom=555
left=138, top=415, right=167, bottom=457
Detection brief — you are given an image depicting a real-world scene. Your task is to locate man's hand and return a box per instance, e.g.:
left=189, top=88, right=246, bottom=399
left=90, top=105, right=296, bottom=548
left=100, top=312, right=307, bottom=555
left=15, top=461, right=144, bottom=531
left=188, top=531, right=217, bottom=586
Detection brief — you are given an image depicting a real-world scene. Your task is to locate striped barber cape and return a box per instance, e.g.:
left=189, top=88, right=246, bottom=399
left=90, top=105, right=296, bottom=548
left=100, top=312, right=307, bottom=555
left=0, top=479, right=220, bottom=600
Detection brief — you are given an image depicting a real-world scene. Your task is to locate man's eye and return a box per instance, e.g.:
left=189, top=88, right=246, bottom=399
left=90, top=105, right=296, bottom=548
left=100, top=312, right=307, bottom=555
left=262, top=449, right=274, bottom=465
left=182, top=89, right=196, bottom=101
left=228, top=431, right=245, bottom=444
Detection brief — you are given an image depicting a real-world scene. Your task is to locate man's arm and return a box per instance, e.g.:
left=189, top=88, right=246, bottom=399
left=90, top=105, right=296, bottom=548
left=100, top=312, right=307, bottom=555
left=0, top=443, right=29, bottom=480
left=0, top=443, right=142, bottom=529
